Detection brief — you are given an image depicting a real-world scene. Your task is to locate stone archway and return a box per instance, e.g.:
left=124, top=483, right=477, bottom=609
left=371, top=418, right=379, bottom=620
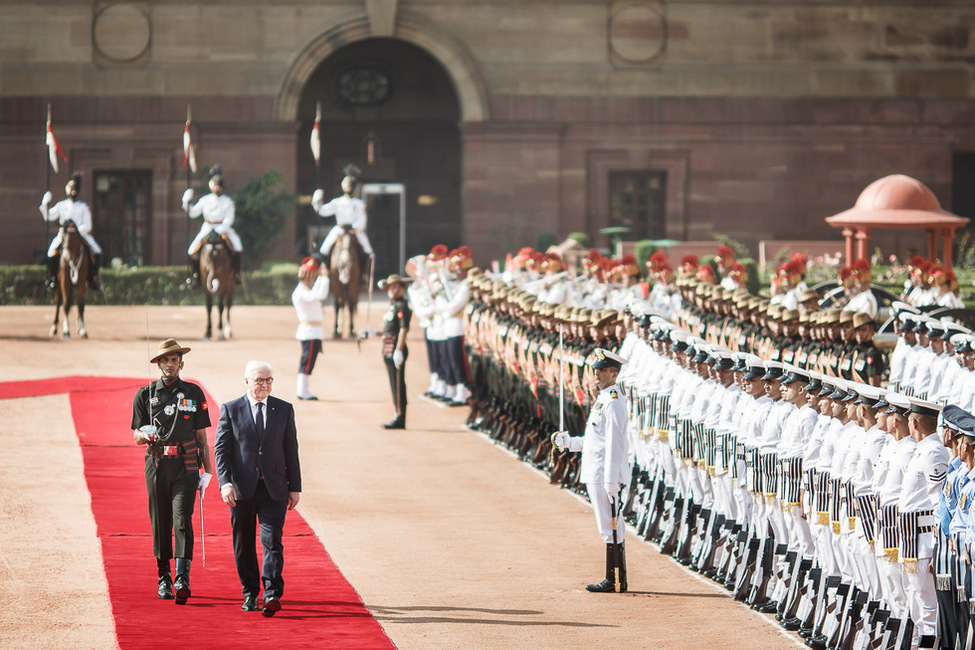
left=274, top=9, right=489, bottom=124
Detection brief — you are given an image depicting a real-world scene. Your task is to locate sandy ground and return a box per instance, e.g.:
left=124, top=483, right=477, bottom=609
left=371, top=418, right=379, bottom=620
left=0, top=303, right=801, bottom=649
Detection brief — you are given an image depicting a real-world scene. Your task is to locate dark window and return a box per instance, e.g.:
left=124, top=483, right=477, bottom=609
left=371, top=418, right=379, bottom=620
left=93, top=171, right=152, bottom=265
left=953, top=152, right=975, bottom=222
left=609, top=170, right=666, bottom=240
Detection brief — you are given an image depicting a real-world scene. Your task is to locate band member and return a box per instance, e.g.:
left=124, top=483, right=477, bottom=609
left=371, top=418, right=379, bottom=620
left=311, top=164, right=375, bottom=268
left=131, top=338, right=212, bottom=604
left=183, top=165, right=243, bottom=287
left=552, top=348, right=631, bottom=592
left=39, top=172, right=103, bottom=290
left=379, top=273, right=412, bottom=429
left=292, top=256, right=330, bottom=400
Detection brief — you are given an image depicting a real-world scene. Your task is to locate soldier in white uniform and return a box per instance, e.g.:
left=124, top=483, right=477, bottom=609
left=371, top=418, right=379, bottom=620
left=40, top=173, right=103, bottom=289
left=311, top=165, right=374, bottom=267
left=291, top=256, right=330, bottom=400
left=183, top=166, right=243, bottom=287
left=898, top=397, right=949, bottom=649
left=553, top=348, right=632, bottom=593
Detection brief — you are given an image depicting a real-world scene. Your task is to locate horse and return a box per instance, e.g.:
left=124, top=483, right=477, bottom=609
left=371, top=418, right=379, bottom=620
left=199, top=230, right=235, bottom=341
left=50, top=220, right=89, bottom=339
left=329, top=225, right=362, bottom=339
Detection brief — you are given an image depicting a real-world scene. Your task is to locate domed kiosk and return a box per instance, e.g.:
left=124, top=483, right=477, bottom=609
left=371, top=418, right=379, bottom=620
left=825, top=174, right=969, bottom=267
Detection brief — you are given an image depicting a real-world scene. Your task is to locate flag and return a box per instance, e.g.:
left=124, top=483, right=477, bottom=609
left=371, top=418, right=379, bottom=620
left=183, top=118, right=197, bottom=174
left=310, top=102, right=321, bottom=164
left=46, top=117, right=67, bottom=174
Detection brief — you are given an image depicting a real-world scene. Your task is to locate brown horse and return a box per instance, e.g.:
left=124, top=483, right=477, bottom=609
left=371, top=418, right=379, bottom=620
left=329, top=225, right=362, bottom=339
left=50, top=220, right=89, bottom=339
left=200, top=230, right=235, bottom=341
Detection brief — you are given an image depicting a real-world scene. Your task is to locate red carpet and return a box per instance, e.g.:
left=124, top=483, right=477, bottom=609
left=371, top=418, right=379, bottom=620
left=0, top=376, right=395, bottom=649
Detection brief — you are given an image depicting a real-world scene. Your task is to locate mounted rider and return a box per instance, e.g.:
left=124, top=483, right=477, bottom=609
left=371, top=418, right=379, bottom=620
left=183, top=165, right=242, bottom=288
left=311, top=164, right=374, bottom=269
left=39, top=172, right=102, bottom=290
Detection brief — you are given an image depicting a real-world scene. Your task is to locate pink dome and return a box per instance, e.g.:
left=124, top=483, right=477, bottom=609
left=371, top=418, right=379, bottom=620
left=854, top=174, right=943, bottom=212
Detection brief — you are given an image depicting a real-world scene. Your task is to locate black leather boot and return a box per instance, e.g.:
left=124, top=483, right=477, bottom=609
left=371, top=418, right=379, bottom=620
left=586, top=544, right=616, bottom=594
left=157, top=559, right=173, bottom=600
left=89, top=252, right=102, bottom=291
left=173, top=558, right=191, bottom=604
left=233, top=251, right=242, bottom=286
left=187, top=255, right=200, bottom=289
left=381, top=415, right=405, bottom=430
left=46, top=255, right=58, bottom=291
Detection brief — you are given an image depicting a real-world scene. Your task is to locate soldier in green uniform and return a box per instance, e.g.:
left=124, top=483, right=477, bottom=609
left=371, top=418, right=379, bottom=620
left=379, top=274, right=413, bottom=430
left=131, top=338, right=213, bottom=604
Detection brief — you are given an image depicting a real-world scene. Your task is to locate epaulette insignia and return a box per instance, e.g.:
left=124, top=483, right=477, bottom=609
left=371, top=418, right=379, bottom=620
left=610, top=389, right=619, bottom=399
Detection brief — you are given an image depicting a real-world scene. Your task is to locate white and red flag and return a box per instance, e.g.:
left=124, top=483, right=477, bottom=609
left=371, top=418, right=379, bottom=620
left=46, top=108, right=67, bottom=174
left=183, top=105, right=197, bottom=173
left=310, top=102, right=321, bottom=165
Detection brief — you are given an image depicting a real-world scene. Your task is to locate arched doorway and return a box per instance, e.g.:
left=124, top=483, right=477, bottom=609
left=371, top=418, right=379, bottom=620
left=296, top=38, right=462, bottom=279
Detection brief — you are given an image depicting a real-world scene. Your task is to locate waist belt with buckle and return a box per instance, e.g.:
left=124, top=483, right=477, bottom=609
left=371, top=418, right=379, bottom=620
left=151, top=444, right=183, bottom=458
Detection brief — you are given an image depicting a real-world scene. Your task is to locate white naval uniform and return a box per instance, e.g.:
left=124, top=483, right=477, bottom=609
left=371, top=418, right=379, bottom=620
left=186, top=193, right=242, bottom=254
left=898, top=432, right=950, bottom=642
left=41, top=197, right=102, bottom=256
left=312, top=192, right=374, bottom=256
left=564, top=382, right=632, bottom=543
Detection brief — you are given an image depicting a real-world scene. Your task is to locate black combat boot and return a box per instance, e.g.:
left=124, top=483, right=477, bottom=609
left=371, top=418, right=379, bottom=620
left=381, top=415, right=405, bottom=430
left=157, top=559, right=173, bottom=600
left=173, top=558, right=191, bottom=604
left=46, top=255, right=58, bottom=291
left=233, top=251, right=242, bottom=286
left=89, top=252, right=102, bottom=291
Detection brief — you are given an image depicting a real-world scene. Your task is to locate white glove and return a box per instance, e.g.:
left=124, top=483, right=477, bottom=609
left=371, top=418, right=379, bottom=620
left=604, top=483, right=622, bottom=499
left=552, top=431, right=570, bottom=451
left=41, top=191, right=53, bottom=206
left=139, top=424, right=157, bottom=442
left=392, top=349, right=404, bottom=368
left=312, top=189, right=325, bottom=207
left=198, top=472, right=212, bottom=491
left=181, top=188, right=194, bottom=209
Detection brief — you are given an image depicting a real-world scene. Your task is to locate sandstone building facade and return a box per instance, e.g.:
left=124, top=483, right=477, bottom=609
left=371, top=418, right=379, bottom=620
left=2, top=0, right=975, bottom=274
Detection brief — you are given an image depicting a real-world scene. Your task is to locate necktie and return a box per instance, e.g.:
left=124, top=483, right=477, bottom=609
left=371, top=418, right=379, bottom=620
left=255, top=402, right=264, bottom=440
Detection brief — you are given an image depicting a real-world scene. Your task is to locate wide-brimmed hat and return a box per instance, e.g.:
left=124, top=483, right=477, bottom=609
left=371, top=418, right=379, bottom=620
left=378, top=274, right=412, bottom=290
left=150, top=338, right=191, bottom=364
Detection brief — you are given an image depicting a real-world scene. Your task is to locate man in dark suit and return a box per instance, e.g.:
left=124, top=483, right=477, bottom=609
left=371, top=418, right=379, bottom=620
left=215, top=360, right=302, bottom=617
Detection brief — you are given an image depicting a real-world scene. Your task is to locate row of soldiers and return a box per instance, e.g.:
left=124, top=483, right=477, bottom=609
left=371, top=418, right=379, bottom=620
left=675, top=277, right=888, bottom=386
left=888, top=303, right=975, bottom=410
left=463, top=274, right=624, bottom=484
left=615, top=310, right=962, bottom=650
left=462, top=266, right=975, bottom=650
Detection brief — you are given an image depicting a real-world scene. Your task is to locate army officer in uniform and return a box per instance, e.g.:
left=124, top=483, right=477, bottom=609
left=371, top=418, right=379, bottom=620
left=131, top=338, right=213, bottom=604
left=552, top=348, right=631, bottom=592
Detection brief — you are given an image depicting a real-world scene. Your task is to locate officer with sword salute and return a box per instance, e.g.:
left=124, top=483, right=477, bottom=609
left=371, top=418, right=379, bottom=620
left=131, top=338, right=213, bottom=604
left=552, top=348, right=632, bottom=592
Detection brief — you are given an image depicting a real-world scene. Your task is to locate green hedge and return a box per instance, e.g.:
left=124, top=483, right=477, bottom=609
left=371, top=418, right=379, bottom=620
left=1, top=264, right=300, bottom=306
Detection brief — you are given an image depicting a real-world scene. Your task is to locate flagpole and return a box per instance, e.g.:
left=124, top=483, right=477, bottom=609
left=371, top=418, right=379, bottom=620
left=44, top=104, right=52, bottom=253
left=185, top=104, right=192, bottom=258
left=314, top=101, right=322, bottom=191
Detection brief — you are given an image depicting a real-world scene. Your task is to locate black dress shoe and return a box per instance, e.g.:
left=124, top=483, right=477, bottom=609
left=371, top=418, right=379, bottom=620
left=804, top=634, right=827, bottom=649
left=158, top=575, right=174, bottom=600
left=241, top=596, right=259, bottom=612
left=757, top=600, right=778, bottom=614
left=380, top=418, right=405, bottom=430
left=782, top=617, right=802, bottom=630
left=262, top=596, right=281, bottom=617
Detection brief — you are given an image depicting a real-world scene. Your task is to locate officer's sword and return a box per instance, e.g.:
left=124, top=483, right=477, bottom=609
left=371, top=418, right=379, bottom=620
left=199, top=488, right=206, bottom=567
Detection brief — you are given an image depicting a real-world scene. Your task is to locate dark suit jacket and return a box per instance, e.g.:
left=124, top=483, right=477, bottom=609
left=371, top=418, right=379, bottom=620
left=214, top=395, right=301, bottom=502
